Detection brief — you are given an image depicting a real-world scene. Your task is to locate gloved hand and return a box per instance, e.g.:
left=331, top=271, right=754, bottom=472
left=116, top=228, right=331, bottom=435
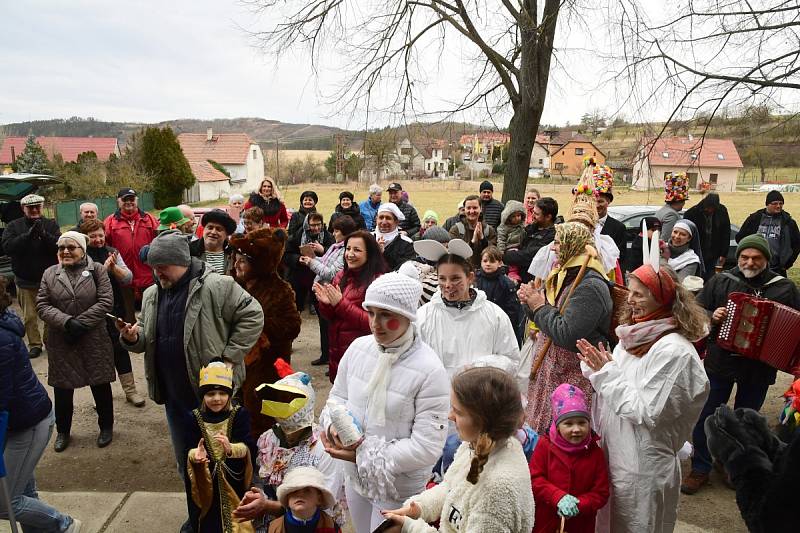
left=30, top=219, right=43, bottom=237
left=65, top=318, right=90, bottom=339
left=556, top=494, right=580, bottom=518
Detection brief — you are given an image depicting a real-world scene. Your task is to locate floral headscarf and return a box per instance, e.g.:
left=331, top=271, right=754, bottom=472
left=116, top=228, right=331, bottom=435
left=555, top=222, right=593, bottom=266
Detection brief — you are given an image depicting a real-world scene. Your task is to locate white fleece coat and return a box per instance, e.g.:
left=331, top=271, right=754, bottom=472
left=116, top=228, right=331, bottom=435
left=320, top=332, right=449, bottom=504
left=401, top=438, right=534, bottom=533
left=417, top=289, right=523, bottom=388
left=582, top=332, right=709, bottom=533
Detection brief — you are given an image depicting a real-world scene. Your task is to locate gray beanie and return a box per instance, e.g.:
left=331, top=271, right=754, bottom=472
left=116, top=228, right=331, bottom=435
left=423, top=226, right=451, bottom=243
left=146, top=230, right=191, bottom=267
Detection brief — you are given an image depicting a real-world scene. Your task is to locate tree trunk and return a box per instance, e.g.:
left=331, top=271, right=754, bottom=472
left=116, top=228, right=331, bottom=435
left=501, top=0, right=559, bottom=204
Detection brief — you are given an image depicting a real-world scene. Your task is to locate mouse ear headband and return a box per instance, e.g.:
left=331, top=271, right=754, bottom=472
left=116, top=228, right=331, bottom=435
left=413, top=239, right=473, bottom=262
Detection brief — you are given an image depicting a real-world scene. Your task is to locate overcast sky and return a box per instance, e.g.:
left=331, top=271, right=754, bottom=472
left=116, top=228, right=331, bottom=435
left=2, top=1, right=791, bottom=132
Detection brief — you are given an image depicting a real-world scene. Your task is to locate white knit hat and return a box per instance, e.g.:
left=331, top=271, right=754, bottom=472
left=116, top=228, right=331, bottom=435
left=377, top=202, right=405, bottom=222
left=362, top=271, right=422, bottom=321
left=58, top=231, right=87, bottom=254
left=276, top=466, right=336, bottom=510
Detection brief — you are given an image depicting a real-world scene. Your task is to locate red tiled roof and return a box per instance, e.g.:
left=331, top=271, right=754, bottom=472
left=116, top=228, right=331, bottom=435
left=643, top=137, right=743, bottom=169
left=0, top=136, right=119, bottom=164
left=551, top=139, right=606, bottom=158
left=189, top=161, right=229, bottom=182
left=177, top=133, right=255, bottom=165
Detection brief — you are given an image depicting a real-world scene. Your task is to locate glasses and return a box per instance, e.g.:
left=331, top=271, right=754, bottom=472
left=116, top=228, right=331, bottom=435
left=309, top=223, right=323, bottom=228
left=58, top=245, right=79, bottom=252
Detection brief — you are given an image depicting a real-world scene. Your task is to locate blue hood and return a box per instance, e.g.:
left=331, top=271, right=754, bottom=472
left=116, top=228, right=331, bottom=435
left=0, top=310, right=25, bottom=338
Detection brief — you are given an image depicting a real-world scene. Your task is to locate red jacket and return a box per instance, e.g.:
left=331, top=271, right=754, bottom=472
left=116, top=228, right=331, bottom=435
left=530, top=434, right=609, bottom=533
left=103, top=210, right=158, bottom=291
left=318, top=269, right=376, bottom=382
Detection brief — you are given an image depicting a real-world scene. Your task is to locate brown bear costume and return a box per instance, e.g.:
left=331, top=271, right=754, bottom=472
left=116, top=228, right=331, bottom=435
left=229, top=227, right=302, bottom=439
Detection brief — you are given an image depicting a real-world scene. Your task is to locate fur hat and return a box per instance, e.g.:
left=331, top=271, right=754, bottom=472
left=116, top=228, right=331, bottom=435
left=228, top=227, right=288, bottom=274
left=362, top=271, right=422, bottom=321
left=664, top=172, right=689, bottom=203
left=276, top=466, right=336, bottom=510
left=300, top=190, right=319, bottom=204
left=339, top=191, right=355, bottom=201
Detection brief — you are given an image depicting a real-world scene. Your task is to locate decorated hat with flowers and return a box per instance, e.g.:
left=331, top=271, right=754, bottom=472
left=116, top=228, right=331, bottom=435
left=664, top=172, right=689, bottom=203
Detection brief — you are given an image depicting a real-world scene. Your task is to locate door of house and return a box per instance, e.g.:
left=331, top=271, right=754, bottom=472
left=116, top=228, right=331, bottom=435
left=687, top=172, right=698, bottom=188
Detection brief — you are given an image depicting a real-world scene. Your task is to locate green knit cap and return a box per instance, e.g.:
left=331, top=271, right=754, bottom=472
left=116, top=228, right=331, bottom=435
left=736, top=234, right=771, bottom=261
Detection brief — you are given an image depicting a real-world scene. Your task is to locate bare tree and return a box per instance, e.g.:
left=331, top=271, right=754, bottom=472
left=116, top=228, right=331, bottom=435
left=617, top=0, right=799, bottom=154
left=244, top=0, right=563, bottom=202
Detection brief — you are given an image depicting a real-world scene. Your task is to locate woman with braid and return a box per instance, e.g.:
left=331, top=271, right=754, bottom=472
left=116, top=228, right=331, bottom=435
left=382, top=366, right=534, bottom=532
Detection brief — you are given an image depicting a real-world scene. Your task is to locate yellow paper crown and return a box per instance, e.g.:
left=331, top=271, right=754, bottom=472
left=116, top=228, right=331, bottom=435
left=199, top=362, right=234, bottom=391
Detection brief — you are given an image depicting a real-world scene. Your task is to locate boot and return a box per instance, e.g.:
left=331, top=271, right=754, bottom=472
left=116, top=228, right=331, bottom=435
left=119, top=372, right=146, bottom=407
left=680, top=470, right=709, bottom=495
left=97, top=428, right=113, bottom=448
left=54, top=433, right=70, bottom=452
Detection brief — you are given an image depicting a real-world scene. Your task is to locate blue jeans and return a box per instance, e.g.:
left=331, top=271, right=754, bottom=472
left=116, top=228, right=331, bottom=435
left=1, top=409, right=74, bottom=532
left=691, top=375, right=770, bottom=474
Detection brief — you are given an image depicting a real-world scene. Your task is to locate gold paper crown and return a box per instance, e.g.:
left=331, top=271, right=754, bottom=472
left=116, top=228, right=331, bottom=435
left=199, top=362, right=234, bottom=391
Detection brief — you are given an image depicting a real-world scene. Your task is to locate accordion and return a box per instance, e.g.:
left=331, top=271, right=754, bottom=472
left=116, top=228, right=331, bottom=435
left=717, top=292, right=800, bottom=374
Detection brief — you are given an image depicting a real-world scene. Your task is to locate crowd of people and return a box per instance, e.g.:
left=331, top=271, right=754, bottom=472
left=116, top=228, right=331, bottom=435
left=2, top=168, right=800, bottom=533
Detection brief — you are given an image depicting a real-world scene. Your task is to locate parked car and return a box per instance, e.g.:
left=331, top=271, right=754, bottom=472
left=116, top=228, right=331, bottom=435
left=476, top=156, right=486, bottom=163
left=193, top=205, right=295, bottom=238
left=0, top=173, right=63, bottom=285
left=463, top=153, right=471, bottom=161
left=607, top=205, right=739, bottom=269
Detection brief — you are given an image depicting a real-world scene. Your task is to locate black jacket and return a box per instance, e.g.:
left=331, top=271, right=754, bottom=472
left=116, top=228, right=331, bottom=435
left=1, top=216, right=60, bottom=288
left=283, top=227, right=334, bottom=270
left=442, top=213, right=463, bottom=232
left=476, top=269, right=524, bottom=341
left=393, top=201, right=421, bottom=238
left=736, top=209, right=800, bottom=272
left=698, top=267, right=800, bottom=385
left=328, top=205, right=366, bottom=233
left=684, top=202, right=731, bottom=264
left=504, top=224, right=556, bottom=283
left=382, top=235, right=416, bottom=271
left=480, top=198, right=504, bottom=229
left=287, top=207, right=315, bottom=240
left=601, top=214, right=627, bottom=266
left=0, top=311, right=53, bottom=431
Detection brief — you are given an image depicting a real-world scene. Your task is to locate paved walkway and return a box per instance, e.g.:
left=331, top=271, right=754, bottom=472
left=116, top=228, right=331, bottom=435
left=0, top=491, right=714, bottom=533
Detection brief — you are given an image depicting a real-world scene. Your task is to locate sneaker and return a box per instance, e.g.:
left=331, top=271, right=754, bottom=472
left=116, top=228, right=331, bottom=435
left=311, top=357, right=328, bottom=366
left=29, top=347, right=42, bottom=359
left=680, top=470, right=709, bottom=495
left=66, top=517, right=82, bottom=532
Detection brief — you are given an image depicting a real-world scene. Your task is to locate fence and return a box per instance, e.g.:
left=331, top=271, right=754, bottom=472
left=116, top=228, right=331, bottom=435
left=54, top=192, right=155, bottom=227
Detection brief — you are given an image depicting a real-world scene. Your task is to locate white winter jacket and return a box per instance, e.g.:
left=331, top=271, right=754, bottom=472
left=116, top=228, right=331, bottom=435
left=320, top=330, right=449, bottom=504
left=402, top=438, right=534, bottom=533
left=417, top=289, right=523, bottom=387
left=582, top=332, right=709, bottom=533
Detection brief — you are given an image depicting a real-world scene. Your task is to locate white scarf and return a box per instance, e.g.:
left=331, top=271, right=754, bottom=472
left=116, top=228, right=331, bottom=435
left=668, top=249, right=700, bottom=272
left=365, top=324, right=416, bottom=427
left=374, top=227, right=400, bottom=246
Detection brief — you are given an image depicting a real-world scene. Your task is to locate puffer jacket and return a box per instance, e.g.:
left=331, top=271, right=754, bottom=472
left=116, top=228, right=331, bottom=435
left=480, top=197, right=505, bottom=229
left=104, top=209, right=158, bottom=291
left=320, top=329, right=449, bottom=504
left=402, top=439, right=534, bottom=533
left=0, top=310, right=52, bottom=431
left=359, top=198, right=381, bottom=231
left=1, top=216, right=60, bottom=288
left=328, top=204, right=366, bottom=232
left=497, top=200, right=526, bottom=253
left=120, top=258, right=265, bottom=404
left=395, top=201, right=421, bottom=238
left=317, top=269, right=377, bottom=381
left=36, top=260, right=115, bottom=389
left=417, top=289, right=522, bottom=387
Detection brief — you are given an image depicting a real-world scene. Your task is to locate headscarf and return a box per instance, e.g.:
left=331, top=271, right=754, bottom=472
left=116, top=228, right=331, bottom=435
left=545, top=222, right=607, bottom=305
left=668, top=220, right=705, bottom=273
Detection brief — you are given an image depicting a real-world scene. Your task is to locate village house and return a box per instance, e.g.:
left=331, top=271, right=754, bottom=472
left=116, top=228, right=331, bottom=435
left=529, top=135, right=551, bottom=170
left=177, top=129, right=264, bottom=203
left=459, top=132, right=510, bottom=161
left=548, top=139, right=606, bottom=176
left=631, top=136, right=743, bottom=193
left=395, top=137, right=426, bottom=174
left=422, top=140, right=451, bottom=178
left=0, top=136, right=121, bottom=173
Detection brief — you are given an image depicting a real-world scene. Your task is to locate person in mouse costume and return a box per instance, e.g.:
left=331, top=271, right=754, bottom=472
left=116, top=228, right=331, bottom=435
left=229, top=227, right=302, bottom=439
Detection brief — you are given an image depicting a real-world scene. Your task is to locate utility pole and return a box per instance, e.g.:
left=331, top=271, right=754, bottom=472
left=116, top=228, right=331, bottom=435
left=333, top=134, right=346, bottom=182
left=275, top=139, right=280, bottom=185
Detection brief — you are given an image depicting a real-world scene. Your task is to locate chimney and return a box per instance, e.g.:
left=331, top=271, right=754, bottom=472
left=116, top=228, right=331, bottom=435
left=206, top=128, right=213, bottom=141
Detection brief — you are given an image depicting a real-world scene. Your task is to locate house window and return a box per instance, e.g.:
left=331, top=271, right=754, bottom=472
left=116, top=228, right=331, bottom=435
left=538, top=159, right=543, bottom=165
left=427, top=163, right=431, bottom=171
left=555, top=162, right=565, bottom=170
left=562, top=151, right=565, bottom=155
left=400, top=147, right=412, bottom=156
left=717, top=153, right=725, bottom=160
left=252, top=148, right=257, bottom=160
left=593, top=152, right=596, bottom=156
left=710, top=173, right=718, bottom=183
left=664, top=171, right=672, bottom=179
left=575, top=147, right=584, bottom=156
left=662, top=152, right=669, bottom=158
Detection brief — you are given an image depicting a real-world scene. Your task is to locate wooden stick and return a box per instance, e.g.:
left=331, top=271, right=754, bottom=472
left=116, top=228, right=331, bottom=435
left=529, top=246, right=595, bottom=381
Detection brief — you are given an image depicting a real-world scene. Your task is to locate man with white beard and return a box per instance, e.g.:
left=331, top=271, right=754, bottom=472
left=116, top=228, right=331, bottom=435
left=681, top=234, right=800, bottom=495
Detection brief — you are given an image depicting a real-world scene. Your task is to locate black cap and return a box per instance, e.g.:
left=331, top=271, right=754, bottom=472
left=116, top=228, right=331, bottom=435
left=387, top=182, right=402, bottom=192
left=201, top=209, right=237, bottom=235
left=117, top=188, right=137, bottom=199
left=479, top=180, right=493, bottom=192
left=766, top=190, right=785, bottom=205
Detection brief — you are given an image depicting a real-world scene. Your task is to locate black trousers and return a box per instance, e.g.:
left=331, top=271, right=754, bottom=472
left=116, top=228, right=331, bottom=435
left=313, top=297, right=329, bottom=361
left=54, top=384, right=114, bottom=434
left=107, top=321, right=132, bottom=375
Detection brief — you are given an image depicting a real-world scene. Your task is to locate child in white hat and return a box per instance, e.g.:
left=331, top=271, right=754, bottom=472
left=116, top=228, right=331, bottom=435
left=319, top=271, right=449, bottom=532
left=270, top=466, right=339, bottom=532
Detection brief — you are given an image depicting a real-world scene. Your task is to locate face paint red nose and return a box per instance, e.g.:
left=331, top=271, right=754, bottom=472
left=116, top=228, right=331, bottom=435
left=386, top=318, right=401, bottom=330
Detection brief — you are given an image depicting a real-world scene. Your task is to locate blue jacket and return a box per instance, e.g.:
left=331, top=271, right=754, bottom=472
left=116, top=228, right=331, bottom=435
left=0, top=310, right=52, bottom=431
left=359, top=198, right=381, bottom=232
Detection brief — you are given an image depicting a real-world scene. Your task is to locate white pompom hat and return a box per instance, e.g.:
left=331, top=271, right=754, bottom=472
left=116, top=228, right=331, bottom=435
left=276, top=466, right=336, bottom=510
left=362, top=270, right=422, bottom=321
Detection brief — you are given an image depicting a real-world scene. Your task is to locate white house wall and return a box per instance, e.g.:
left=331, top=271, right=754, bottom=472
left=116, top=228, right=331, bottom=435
left=632, top=163, right=739, bottom=192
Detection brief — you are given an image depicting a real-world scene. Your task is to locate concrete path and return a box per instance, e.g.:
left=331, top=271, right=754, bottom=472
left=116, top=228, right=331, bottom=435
left=0, top=491, right=717, bottom=532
